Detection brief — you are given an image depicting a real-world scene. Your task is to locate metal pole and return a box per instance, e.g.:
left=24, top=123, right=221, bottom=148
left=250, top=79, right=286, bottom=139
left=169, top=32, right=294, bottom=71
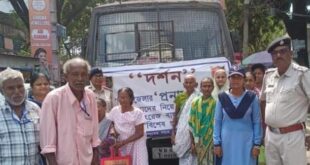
left=157, top=8, right=162, bottom=62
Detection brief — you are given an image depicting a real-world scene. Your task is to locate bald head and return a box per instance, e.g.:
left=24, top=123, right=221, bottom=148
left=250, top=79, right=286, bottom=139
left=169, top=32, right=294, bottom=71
left=183, top=74, right=197, bottom=94
left=184, top=74, right=196, bottom=81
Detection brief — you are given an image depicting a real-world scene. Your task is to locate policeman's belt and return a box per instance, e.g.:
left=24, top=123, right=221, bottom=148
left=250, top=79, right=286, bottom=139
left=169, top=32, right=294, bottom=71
left=268, top=122, right=305, bottom=134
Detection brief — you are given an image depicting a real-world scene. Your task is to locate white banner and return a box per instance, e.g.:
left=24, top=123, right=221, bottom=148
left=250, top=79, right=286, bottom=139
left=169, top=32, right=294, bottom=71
left=102, top=57, right=230, bottom=137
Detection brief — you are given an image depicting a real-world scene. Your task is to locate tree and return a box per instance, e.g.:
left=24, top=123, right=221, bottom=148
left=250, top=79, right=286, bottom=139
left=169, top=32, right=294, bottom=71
left=0, top=10, right=30, bottom=56
left=8, top=0, right=29, bottom=29
left=225, top=0, right=286, bottom=55
left=267, top=0, right=309, bottom=66
left=58, top=0, right=106, bottom=57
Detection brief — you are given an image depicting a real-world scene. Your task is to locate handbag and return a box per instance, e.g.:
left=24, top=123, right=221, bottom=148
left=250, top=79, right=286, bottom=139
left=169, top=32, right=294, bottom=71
left=99, top=123, right=117, bottom=158
left=100, top=147, right=132, bottom=165
left=258, top=146, right=266, bottom=165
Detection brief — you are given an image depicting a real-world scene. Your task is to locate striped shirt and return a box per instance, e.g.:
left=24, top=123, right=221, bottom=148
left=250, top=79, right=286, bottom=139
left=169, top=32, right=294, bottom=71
left=0, top=99, right=40, bottom=165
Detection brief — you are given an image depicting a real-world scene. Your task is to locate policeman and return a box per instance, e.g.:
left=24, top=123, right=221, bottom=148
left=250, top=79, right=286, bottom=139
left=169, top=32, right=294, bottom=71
left=260, top=36, right=310, bottom=165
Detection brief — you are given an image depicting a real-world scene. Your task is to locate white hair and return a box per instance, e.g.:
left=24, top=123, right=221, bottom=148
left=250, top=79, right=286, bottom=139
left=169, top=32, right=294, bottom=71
left=0, top=68, right=24, bottom=90
left=63, top=57, right=91, bottom=74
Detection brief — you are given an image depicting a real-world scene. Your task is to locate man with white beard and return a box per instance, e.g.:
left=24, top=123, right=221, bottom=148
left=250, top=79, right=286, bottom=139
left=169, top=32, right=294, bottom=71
left=0, top=68, right=41, bottom=164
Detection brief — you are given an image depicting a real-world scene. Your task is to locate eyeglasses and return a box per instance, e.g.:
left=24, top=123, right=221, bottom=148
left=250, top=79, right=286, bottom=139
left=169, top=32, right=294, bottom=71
left=271, top=47, right=290, bottom=57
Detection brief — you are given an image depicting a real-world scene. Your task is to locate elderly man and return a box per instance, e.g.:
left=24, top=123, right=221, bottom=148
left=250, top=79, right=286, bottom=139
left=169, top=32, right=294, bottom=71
left=87, top=68, right=113, bottom=112
left=0, top=68, right=41, bottom=164
left=40, top=58, right=100, bottom=165
left=260, top=36, right=310, bottom=165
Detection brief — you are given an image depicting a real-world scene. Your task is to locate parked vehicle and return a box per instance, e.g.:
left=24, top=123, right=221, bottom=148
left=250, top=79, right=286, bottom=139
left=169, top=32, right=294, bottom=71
left=85, top=1, right=234, bottom=164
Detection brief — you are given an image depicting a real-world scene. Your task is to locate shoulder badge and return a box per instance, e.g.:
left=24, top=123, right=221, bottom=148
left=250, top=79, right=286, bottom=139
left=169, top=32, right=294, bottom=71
left=265, top=68, right=276, bottom=74
left=292, top=62, right=309, bottom=73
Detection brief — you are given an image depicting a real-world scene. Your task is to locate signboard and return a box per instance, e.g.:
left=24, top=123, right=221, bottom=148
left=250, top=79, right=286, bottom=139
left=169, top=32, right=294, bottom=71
left=29, top=0, right=52, bottom=75
left=102, top=57, right=230, bottom=137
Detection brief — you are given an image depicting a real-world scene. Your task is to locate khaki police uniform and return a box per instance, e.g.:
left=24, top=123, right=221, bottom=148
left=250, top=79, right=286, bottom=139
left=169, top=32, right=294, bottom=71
left=87, top=84, right=113, bottom=112
left=261, top=62, right=310, bottom=165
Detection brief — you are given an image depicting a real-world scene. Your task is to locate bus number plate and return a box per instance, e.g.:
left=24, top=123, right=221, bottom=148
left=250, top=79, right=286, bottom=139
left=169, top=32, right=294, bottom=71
left=152, top=147, right=177, bottom=159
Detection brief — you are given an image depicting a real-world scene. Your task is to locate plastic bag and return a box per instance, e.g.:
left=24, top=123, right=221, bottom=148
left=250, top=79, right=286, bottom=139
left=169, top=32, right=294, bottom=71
left=101, top=147, right=131, bottom=165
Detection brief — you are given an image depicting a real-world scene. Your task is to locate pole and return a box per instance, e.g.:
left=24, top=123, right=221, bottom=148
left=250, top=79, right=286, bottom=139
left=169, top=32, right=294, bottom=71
left=242, top=0, right=250, bottom=57
left=50, top=0, right=60, bottom=85
left=307, top=23, right=310, bottom=67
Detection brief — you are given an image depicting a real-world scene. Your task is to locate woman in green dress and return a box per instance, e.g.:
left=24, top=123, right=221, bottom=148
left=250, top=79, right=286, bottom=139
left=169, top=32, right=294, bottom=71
left=189, top=77, right=216, bottom=165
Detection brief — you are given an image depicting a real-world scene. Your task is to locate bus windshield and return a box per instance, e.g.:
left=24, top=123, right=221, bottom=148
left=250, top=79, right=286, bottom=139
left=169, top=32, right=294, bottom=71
left=93, top=7, right=232, bottom=67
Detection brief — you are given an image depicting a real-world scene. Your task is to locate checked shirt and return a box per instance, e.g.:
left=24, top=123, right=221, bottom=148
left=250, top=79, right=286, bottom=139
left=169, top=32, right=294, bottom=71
left=0, top=99, right=40, bottom=165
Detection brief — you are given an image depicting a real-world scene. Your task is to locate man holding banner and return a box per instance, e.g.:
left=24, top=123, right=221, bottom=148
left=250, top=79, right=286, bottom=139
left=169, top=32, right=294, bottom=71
left=172, top=74, right=199, bottom=165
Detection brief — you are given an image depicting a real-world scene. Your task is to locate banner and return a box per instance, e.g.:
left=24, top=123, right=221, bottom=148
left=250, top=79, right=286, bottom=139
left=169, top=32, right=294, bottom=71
left=102, top=57, right=230, bottom=137
left=29, top=0, right=52, bottom=76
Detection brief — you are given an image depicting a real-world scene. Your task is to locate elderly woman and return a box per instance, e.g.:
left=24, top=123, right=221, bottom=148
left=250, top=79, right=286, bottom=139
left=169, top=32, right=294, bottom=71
left=28, top=72, right=51, bottom=107
left=189, top=77, right=216, bottom=165
left=213, top=68, right=262, bottom=165
left=107, top=87, right=148, bottom=165
left=211, top=68, right=229, bottom=101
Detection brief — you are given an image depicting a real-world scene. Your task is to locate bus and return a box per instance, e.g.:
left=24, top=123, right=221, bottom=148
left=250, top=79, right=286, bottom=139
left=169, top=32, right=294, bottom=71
left=85, top=0, right=234, bottom=164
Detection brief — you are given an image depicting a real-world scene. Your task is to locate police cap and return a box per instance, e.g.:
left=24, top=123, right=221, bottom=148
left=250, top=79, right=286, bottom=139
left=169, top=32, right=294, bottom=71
left=89, top=67, right=103, bottom=79
left=267, top=36, right=291, bottom=53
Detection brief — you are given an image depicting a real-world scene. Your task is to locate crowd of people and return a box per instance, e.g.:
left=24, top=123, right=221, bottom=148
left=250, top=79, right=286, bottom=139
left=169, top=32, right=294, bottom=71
left=0, top=36, right=309, bottom=165
left=171, top=36, right=310, bottom=165
left=0, top=57, right=148, bottom=165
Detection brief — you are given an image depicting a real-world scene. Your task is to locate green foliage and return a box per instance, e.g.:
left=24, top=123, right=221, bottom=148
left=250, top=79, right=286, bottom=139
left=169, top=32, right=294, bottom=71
left=0, top=11, right=30, bottom=56
left=59, top=0, right=107, bottom=37
left=61, top=2, right=93, bottom=40
left=225, top=0, right=286, bottom=54
left=57, top=0, right=106, bottom=53
left=9, top=12, right=30, bottom=56
left=8, top=12, right=28, bottom=33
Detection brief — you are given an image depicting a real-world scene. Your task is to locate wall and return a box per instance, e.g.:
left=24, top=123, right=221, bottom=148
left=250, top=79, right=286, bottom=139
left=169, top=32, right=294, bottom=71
left=0, top=54, right=39, bottom=81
